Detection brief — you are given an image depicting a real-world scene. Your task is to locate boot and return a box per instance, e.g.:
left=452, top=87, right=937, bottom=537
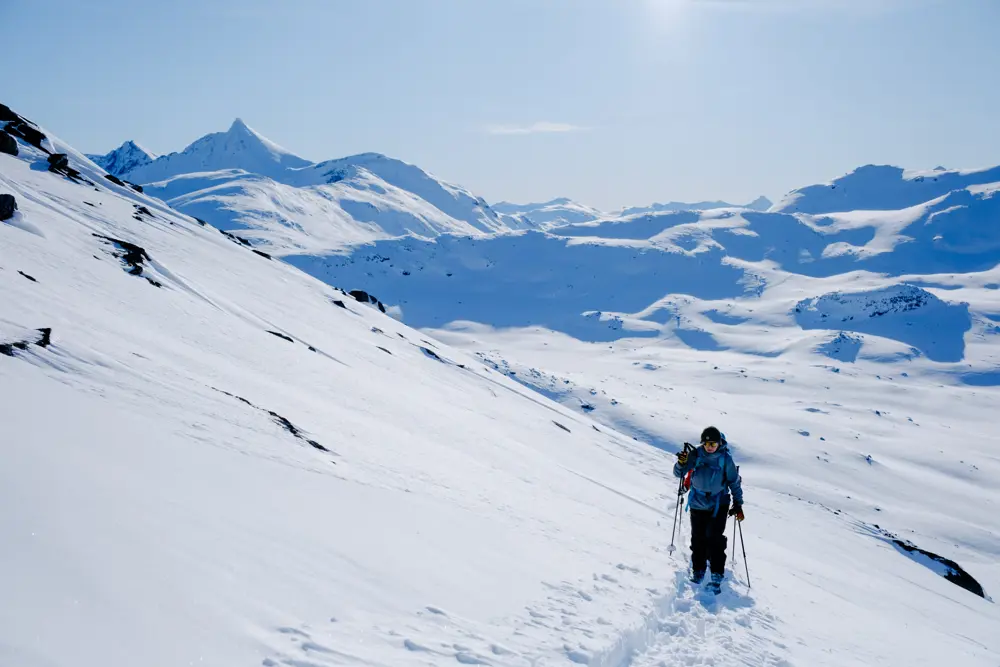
left=690, top=569, right=706, bottom=584
left=706, top=572, right=724, bottom=595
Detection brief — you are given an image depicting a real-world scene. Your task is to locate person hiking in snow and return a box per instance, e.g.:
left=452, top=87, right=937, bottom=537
left=674, top=426, right=744, bottom=594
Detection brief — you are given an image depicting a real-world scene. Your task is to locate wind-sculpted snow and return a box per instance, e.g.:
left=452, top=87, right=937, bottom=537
left=143, top=166, right=503, bottom=251
left=288, top=153, right=508, bottom=233
left=773, top=163, right=1000, bottom=214
left=794, top=285, right=971, bottom=362
left=564, top=193, right=1000, bottom=279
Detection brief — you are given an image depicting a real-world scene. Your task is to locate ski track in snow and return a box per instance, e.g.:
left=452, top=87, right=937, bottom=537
left=265, top=566, right=790, bottom=667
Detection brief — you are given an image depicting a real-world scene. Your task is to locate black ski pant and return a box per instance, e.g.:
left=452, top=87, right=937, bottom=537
left=690, top=498, right=730, bottom=575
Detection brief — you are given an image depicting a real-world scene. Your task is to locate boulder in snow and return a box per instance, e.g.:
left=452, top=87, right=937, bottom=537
left=0, top=130, right=17, bottom=156
left=0, top=104, right=48, bottom=151
left=0, top=193, right=16, bottom=221
left=349, top=289, right=387, bottom=313
left=47, top=153, right=84, bottom=181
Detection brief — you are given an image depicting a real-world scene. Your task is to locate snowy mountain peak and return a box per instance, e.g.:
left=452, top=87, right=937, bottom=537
left=86, top=140, right=158, bottom=178
left=229, top=117, right=251, bottom=133
left=120, top=119, right=311, bottom=184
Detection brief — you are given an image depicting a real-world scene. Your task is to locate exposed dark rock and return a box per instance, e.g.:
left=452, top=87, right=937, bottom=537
left=47, top=153, right=85, bottom=181
left=104, top=173, right=125, bottom=187
left=134, top=205, right=153, bottom=217
left=4, top=120, right=47, bottom=151
left=252, top=249, right=272, bottom=260
left=124, top=180, right=143, bottom=193
left=0, top=328, right=51, bottom=356
left=221, top=229, right=252, bottom=247
left=0, top=193, right=16, bottom=221
left=332, top=299, right=347, bottom=309
left=552, top=421, right=571, bottom=433
left=18, top=270, right=36, bottom=282
left=419, top=346, right=442, bottom=361
left=377, top=346, right=392, bottom=355
left=267, top=330, right=293, bottom=342
left=349, top=289, right=387, bottom=313
left=891, top=537, right=985, bottom=598
left=213, top=387, right=334, bottom=456
left=267, top=410, right=330, bottom=452
left=47, top=153, right=68, bottom=170
left=865, top=523, right=987, bottom=599
left=1, top=103, right=47, bottom=150
left=194, top=217, right=207, bottom=226
left=0, top=340, right=28, bottom=356
left=0, top=130, right=17, bottom=156
left=92, top=233, right=158, bottom=286
left=0, top=104, right=17, bottom=123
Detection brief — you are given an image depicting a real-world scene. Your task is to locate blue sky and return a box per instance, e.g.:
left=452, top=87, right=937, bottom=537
left=4, top=0, right=998, bottom=210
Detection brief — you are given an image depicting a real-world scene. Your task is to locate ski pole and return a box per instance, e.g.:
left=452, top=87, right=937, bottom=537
left=731, top=513, right=738, bottom=565
left=668, top=443, right=693, bottom=555
left=667, top=473, right=684, bottom=555
left=737, top=516, right=750, bottom=589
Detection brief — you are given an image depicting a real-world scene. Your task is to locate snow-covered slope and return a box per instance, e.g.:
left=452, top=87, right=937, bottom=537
left=137, top=153, right=510, bottom=253
left=86, top=140, right=157, bottom=177
left=0, top=104, right=716, bottom=667
left=4, top=105, right=1000, bottom=667
left=773, top=163, right=1000, bottom=214
left=283, top=161, right=1000, bottom=665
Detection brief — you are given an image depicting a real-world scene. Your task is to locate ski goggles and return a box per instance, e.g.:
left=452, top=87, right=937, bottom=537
left=702, top=440, right=721, bottom=448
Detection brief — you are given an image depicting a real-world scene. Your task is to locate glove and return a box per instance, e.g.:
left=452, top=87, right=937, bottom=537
left=676, top=443, right=694, bottom=465
left=728, top=504, right=745, bottom=522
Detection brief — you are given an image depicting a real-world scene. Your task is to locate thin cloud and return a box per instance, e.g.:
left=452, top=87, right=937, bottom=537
left=486, top=122, right=591, bottom=136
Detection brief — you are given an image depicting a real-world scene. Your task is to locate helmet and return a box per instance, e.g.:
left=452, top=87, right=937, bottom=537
left=700, top=426, right=724, bottom=444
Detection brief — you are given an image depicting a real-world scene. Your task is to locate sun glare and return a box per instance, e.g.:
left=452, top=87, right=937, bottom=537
left=642, top=0, right=692, bottom=30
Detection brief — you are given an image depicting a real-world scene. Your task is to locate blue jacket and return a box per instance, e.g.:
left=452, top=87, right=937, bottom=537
left=673, top=442, right=743, bottom=514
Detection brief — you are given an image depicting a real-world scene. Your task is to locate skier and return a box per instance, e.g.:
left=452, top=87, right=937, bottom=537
left=674, top=426, right=744, bottom=594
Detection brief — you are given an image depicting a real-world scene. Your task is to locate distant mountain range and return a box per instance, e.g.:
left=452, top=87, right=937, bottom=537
left=87, top=121, right=775, bottom=252
left=87, top=119, right=530, bottom=253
